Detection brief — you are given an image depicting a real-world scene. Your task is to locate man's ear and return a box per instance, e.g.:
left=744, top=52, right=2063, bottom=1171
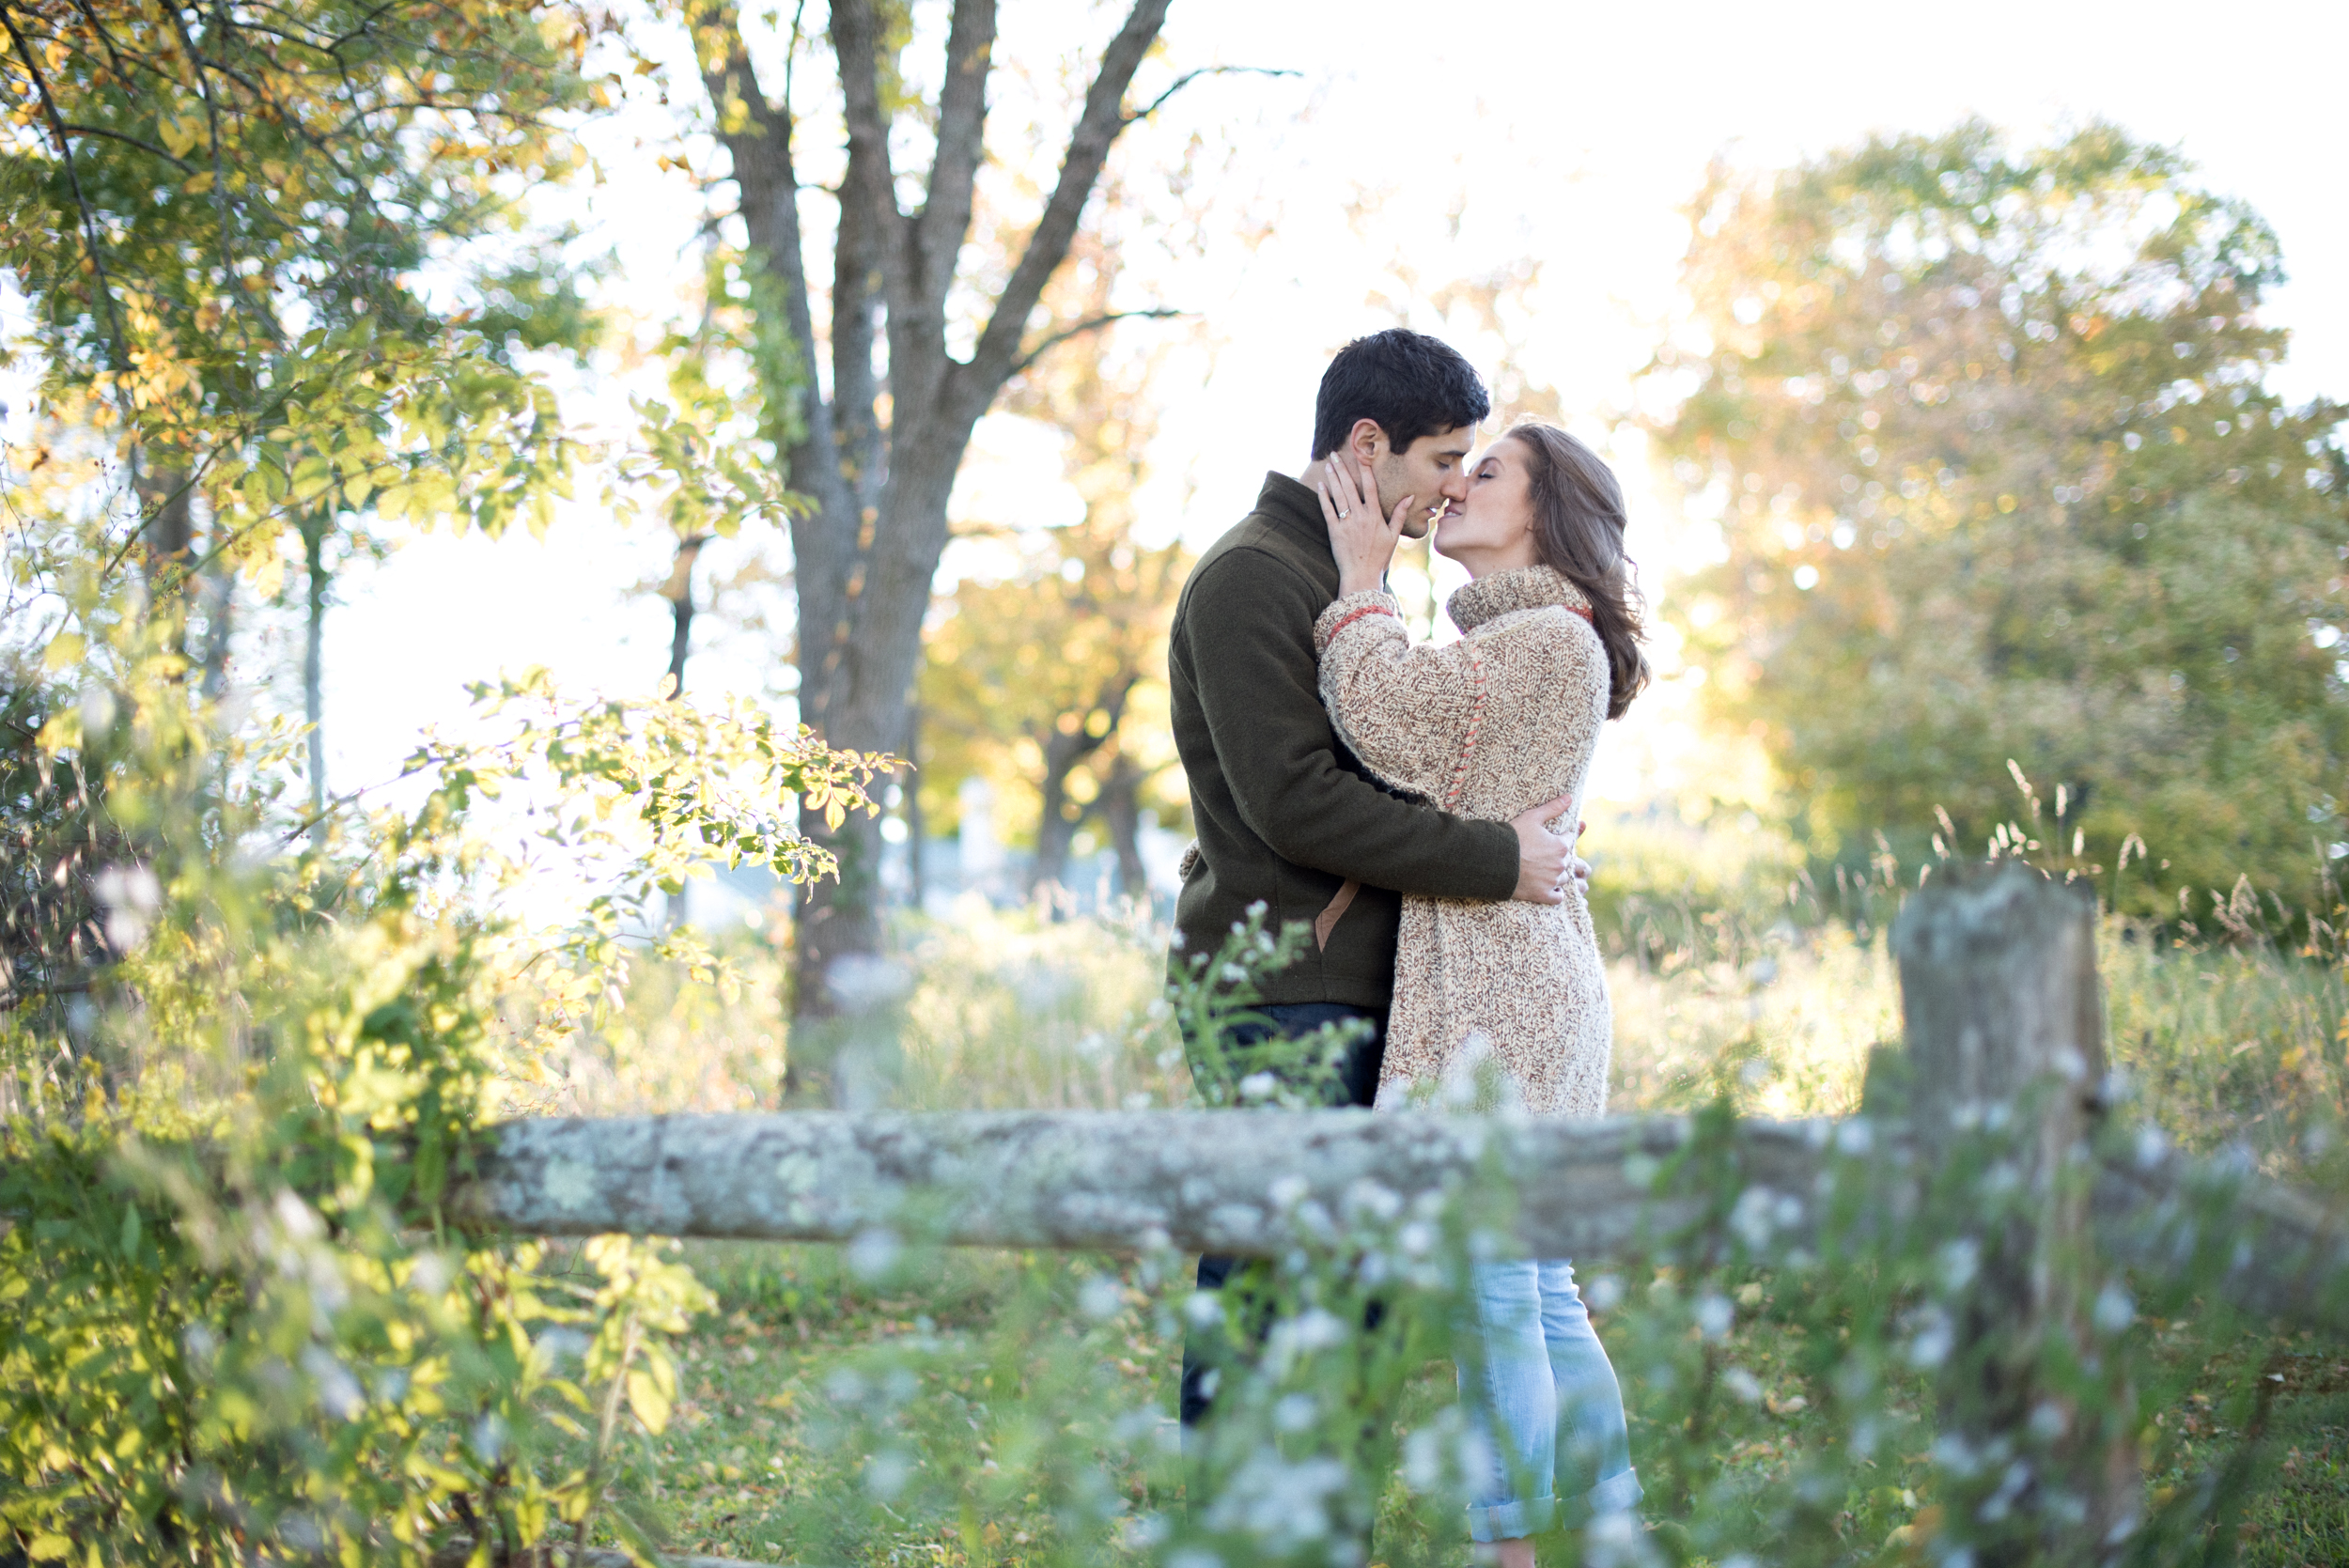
left=1346, top=418, right=1388, bottom=465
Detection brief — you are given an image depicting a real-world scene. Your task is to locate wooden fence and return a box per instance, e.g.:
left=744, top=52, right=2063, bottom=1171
left=449, top=862, right=2349, bottom=1563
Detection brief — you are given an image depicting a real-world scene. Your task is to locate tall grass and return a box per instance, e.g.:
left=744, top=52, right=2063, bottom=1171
left=1607, top=922, right=1897, bottom=1119
left=887, top=898, right=1184, bottom=1110
left=547, top=943, right=793, bottom=1114
left=574, top=850, right=2349, bottom=1191
left=2103, top=931, right=2349, bottom=1181
left=1583, top=809, right=2349, bottom=1183
left=565, top=899, right=1186, bottom=1114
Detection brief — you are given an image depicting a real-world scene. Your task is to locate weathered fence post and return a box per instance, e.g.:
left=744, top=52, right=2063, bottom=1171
left=1894, top=861, right=2139, bottom=1564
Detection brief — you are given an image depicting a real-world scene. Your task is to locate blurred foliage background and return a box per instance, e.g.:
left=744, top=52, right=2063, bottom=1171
left=4, top=2, right=2348, bottom=1565
left=1648, top=122, right=2349, bottom=924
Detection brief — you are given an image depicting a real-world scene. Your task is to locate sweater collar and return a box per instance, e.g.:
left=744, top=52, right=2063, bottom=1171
left=1255, top=472, right=1333, bottom=557
left=1447, top=565, right=1588, bottom=631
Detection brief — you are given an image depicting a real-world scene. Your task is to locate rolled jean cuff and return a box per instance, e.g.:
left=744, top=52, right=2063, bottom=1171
left=1466, top=1492, right=1559, bottom=1544
left=1560, top=1467, right=1644, bottom=1529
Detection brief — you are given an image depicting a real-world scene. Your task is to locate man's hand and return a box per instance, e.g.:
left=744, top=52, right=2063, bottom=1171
left=1510, top=793, right=1584, bottom=905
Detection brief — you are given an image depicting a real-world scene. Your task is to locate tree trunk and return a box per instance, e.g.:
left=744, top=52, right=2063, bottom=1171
left=904, top=702, right=926, bottom=909
left=662, top=534, right=709, bottom=696
left=1031, top=675, right=1133, bottom=896
left=1892, top=862, right=2139, bottom=1565
left=195, top=565, right=233, bottom=702
left=140, top=468, right=193, bottom=582
left=137, top=467, right=194, bottom=658
left=1030, top=725, right=1101, bottom=896
left=1097, top=753, right=1151, bottom=898
left=302, top=514, right=328, bottom=820
left=698, top=0, right=1174, bottom=1016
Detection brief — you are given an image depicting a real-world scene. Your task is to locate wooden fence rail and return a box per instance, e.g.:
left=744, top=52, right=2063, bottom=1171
left=449, top=864, right=2349, bottom=1331
left=451, top=1108, right=1836, bottom=1263
left=437, top=862, right=2349, bottom=1564
left=447, top=1104, right=2348, bottom=1331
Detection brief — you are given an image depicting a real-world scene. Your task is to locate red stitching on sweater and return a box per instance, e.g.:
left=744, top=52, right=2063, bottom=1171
left=1323, top=603, right=1397, bottom=645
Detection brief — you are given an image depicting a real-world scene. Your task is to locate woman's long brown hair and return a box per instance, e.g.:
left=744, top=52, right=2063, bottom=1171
left=1506, top=419, right=1651, bottom=719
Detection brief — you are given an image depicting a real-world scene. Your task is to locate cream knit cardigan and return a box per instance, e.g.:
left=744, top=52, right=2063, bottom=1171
left=1313, top=565, right=1613, bottom=1118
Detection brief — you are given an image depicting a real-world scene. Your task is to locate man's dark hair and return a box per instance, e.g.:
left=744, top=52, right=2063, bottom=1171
left=1310, top=328, right=1491, bottom=459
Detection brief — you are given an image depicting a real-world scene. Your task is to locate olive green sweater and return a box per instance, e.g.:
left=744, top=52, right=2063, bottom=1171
left=1167, top=473, right=1521, bottom=1005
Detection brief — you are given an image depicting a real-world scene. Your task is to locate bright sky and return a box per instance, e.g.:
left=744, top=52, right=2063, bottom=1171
left=304, top=0, right=2349, bottom=826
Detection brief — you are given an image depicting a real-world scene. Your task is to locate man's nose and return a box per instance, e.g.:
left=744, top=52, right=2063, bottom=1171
left=1439, top=470, right=1471, bottom=501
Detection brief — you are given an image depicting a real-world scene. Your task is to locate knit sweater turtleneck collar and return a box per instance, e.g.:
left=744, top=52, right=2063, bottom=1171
left=1447, top=564, right=1588, bottom=632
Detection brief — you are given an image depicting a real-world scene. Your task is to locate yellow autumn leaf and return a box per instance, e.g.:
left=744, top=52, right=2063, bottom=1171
left=290, top=454, right=335, bottom=504
left=41, top=631, right=85, bottom=670
left=625, top=1367, right=671, bottom=1434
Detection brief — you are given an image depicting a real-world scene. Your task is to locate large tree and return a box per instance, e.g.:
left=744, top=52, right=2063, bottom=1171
left=0, top=0, right=598, bottom=813
left=2, top=0, right=599, bottom=1006
left=918, top=198, right=1190, bottom=902
left=1653, top=122, right=2349, bottom=915
left=690, top=0, right=1186, bottom=1012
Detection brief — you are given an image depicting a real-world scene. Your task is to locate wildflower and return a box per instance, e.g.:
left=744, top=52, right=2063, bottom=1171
left=863, top=1449, right=913, bottom=1499
left=2092, top=1281, right=2136, bottom=1334
left=1906, top=1306, right=1954, bottom=1369
left=92, top=862, right=162, bottom=951
left=1937, top=1236, right=1981, bottom=1293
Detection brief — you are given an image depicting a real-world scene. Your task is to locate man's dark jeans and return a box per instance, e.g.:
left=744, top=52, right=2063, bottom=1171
left=1178, top=1001, right=1387, bottom=1428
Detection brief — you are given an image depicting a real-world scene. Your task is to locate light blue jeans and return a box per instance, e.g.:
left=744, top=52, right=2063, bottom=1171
left=1455, top=1259, right=1642, bottom=1543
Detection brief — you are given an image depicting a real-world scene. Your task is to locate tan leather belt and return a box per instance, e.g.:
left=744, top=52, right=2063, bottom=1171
left=1313, top=878, right=1360, bottom=951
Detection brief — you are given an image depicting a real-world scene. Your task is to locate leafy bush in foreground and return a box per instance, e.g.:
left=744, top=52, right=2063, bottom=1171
left=0, top=637, right=879, bottom=1560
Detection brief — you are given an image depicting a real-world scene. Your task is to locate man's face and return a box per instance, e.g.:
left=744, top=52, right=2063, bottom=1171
left=1364, top=425, right=1478, bottom=540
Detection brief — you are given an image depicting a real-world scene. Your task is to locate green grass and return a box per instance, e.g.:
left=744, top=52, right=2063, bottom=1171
left=2135, top=1321, right=2349, bottom=1566
left=574, top=1242, right=1172, bottom=1565
left=581, top=1244, right=2348, bottom=1567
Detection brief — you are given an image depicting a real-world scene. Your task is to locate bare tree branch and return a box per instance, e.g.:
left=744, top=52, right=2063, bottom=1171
left=912, top=0, right=996, bottom=320
left=1, top=8, right=133, bottom=402
left=1011, top=307, right=1184, bottom=379
left=158, top=5, right=282, bottom=353
left=53, top=123, right=194, bottom=167
left=1123, top=63, right=1299, bottom=125
left=820, top=0, right=891, bottom=536
left=830, top=0, right=915, bottom=324
left=953, top=0, right=1171, bottom=418
left=697, top=8, right=848, bottom=521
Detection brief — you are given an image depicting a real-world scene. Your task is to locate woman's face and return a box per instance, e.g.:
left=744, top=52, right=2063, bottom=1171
left=1434, top=437, right=1542, bottom=578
